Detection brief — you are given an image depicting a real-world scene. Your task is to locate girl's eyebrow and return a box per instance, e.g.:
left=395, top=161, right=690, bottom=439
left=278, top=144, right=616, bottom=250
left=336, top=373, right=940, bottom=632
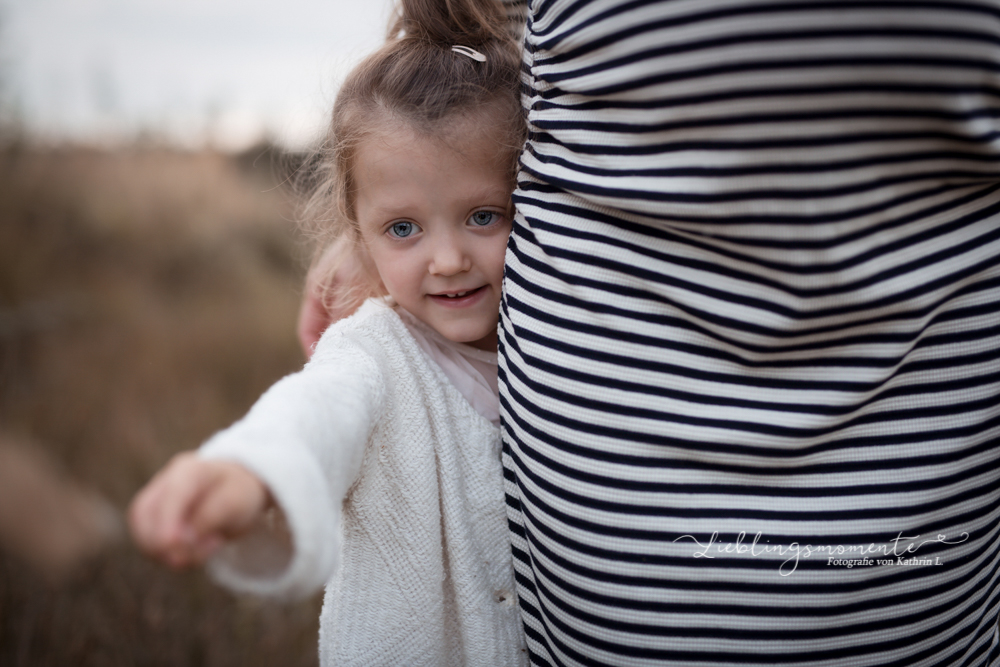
left=366, top=202, right=412, bottom=216
left=459, top=186, right=514, bottom=208
left=471, top=182, right=512, bottom=198
left=368, top=187, right=510, bottom=216
left=360, top=193, right=418, bottom=217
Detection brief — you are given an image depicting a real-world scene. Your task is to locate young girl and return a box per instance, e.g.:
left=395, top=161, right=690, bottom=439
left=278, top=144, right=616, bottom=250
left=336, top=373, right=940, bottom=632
left=128, top=1, right=527, bottom=664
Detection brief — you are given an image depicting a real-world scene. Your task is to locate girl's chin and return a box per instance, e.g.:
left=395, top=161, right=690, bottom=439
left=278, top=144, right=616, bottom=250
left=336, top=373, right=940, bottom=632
left=438, top=323, right=498, bottom=351
left=465, top=330, right=498, bottom=352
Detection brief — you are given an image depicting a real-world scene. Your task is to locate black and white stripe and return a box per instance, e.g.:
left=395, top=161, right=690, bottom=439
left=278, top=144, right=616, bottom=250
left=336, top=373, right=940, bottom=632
left=498, top=1, right=1000, bottom=665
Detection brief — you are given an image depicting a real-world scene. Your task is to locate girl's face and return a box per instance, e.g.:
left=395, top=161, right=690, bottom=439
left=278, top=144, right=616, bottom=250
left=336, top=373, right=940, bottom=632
left=354, top=122, right=512, bottom=351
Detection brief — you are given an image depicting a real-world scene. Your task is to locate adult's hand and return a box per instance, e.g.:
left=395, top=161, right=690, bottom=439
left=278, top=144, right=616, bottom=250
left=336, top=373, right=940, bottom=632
left=297, top=237, right=370, bottom=358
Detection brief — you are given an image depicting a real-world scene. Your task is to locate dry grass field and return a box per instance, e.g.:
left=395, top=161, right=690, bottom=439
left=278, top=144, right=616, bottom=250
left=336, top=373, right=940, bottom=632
left=0, top=141, right=323, bottom=666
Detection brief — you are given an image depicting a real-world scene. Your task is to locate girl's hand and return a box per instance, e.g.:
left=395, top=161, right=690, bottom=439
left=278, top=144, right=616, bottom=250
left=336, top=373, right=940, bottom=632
left=128, top=452, right=270, bottom=569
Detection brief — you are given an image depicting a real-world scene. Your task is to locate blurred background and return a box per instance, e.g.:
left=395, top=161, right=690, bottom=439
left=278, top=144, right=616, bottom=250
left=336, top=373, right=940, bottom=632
left=0, top=1, right=386, bottom=664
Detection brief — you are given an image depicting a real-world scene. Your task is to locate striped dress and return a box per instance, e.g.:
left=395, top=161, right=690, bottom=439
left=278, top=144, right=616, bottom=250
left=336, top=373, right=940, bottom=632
left=497, top=1, right=1000, bottom=665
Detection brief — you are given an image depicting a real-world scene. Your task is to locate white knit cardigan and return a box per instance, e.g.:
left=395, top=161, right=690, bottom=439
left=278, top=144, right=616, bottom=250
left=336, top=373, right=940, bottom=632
left=199, top=300, right=526, bottom=666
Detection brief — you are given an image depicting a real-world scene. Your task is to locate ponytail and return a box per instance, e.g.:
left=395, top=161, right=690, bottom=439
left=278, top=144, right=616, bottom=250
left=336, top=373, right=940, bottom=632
left=388, top=0, right=512, bottom=46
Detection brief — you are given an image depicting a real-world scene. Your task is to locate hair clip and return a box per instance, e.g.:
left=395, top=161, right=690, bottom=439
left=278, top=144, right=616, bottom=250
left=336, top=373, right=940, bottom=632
left=451, top=45, right=486, bottom=62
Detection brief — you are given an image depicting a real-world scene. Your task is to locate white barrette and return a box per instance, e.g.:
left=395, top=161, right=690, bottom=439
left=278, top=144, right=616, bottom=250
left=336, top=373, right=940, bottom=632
left=451, top=45, right=486, bottom=62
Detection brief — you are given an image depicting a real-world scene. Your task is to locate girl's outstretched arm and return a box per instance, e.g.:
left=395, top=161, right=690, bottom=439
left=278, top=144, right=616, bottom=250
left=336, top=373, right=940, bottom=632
left=128, top=452, right=270, bottom=569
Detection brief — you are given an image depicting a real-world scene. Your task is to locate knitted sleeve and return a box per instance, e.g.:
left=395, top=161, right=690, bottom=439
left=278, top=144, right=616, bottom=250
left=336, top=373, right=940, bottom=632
left=198, top=318, right=385, bottom=600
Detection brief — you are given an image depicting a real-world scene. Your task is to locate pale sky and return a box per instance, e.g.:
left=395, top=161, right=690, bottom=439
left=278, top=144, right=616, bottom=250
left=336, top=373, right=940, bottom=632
left=0, top=0, right=390, bottom=149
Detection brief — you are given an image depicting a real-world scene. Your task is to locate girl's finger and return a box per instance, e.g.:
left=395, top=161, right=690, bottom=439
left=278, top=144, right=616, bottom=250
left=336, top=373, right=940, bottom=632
left=189, top=463, right=267, bottom=540
left=130, top=452, right=213, bottom=557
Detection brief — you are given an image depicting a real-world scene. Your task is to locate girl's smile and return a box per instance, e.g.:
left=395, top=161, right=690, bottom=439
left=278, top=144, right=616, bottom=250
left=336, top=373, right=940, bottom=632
left=354, top=121, right=512, bottom=351
left=429, top=285, right=488, bottom=307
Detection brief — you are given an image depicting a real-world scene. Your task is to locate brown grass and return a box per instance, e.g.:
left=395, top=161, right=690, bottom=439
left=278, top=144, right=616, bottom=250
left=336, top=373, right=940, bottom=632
left=0, top=142, right=323, bottom=666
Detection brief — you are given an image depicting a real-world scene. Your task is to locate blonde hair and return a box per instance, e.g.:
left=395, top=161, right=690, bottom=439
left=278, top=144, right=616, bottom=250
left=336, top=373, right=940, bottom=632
left=300, top=0, right=525, bottom=303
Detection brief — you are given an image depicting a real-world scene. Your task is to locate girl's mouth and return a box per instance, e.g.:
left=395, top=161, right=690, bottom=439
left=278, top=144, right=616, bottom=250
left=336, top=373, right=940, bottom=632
left=429, top=285, right=486, bottom=306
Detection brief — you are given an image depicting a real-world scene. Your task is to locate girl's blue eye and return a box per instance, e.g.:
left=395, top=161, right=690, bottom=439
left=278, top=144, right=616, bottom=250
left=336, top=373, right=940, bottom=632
left=389, top=221, right=416, bottom=238
left=469, top=210, right=500, bottom=227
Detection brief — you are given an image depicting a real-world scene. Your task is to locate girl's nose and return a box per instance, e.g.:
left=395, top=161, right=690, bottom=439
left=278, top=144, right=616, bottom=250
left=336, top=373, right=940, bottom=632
left=429, top=238, right=471, bottom=276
